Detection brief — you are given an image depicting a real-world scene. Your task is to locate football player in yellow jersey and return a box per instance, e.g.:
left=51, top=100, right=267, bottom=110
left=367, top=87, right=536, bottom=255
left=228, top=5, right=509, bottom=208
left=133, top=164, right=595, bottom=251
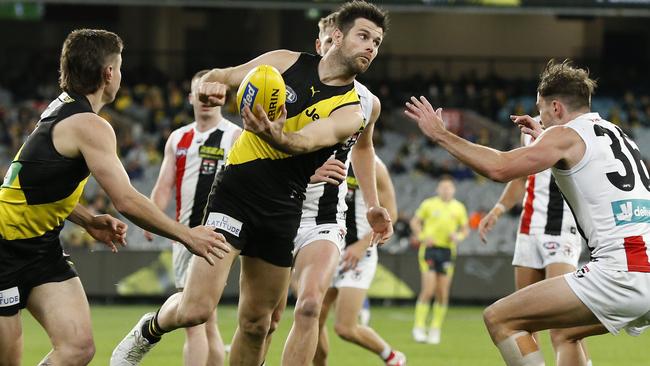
left=112, top=2, right=392, bottom=366
left=410, top=175, right=469, bottom=345
left=0, top=29, right=228, bottom=366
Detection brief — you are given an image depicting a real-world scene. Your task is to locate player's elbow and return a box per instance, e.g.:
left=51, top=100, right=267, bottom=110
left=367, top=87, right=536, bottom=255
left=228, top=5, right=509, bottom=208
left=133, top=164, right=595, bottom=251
left=488, top=168, right=512, bottom=183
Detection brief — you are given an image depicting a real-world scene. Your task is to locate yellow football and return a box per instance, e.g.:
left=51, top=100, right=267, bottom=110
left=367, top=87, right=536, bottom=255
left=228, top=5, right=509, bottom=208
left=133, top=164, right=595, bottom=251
left=236, top=65, right=286, bottom=121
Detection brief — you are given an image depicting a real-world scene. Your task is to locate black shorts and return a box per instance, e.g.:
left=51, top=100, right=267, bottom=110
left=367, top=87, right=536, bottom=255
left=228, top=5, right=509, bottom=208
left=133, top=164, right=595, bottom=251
left=422, top=246, right=454, bottom=275
left=203, top=169, right=303, bottom=268
left=0, top=242, right=78, bottom=316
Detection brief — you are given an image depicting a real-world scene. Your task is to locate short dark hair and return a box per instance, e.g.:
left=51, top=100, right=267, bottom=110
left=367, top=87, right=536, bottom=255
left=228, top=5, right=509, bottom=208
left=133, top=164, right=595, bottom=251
left=59, top=29, right=123, bottom=95
left=335, top=0, right=389, bottom=35
left=537, top=59, right=597, bottom=111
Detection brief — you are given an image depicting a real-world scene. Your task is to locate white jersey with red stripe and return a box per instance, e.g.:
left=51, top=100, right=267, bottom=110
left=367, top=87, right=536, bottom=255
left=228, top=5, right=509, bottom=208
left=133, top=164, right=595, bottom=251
left=299, top=80, right=374, bottom=227
left=552, top=112, right=650, bottom=272
left=519, top=133, right=577, bottom=236
left=170, top=119, right=240, bottom=228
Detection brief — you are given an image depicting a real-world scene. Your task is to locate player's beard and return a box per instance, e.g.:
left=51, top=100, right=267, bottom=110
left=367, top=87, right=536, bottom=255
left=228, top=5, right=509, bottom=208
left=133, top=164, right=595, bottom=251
left=336, top=50, right=370, bottom=77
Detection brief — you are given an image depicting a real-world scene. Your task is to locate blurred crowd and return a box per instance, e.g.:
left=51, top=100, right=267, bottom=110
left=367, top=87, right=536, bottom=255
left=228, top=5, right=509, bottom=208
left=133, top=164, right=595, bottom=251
left=2, top=69, right=650, bottom=251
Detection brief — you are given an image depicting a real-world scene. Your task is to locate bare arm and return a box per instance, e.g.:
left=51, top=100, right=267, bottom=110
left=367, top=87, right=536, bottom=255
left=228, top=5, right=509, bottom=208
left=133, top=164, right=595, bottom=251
left=65, top=114, right=229, bottom=264
left=143, top=135, right=177, bottom=241
left=68, top=204, right=128, bottom=253
left=404, top=96, right=582, bottom=183
left=243, top=103, right=365, bottom=155
left=351, top=96, right=381, bottom=208
left=376, top=157, right=398, bottom=222
left=341, top=157, right=397, bottom=271
left=478, top=177, right=526, bottom=244
left=198, top=50, right=300, bottom=106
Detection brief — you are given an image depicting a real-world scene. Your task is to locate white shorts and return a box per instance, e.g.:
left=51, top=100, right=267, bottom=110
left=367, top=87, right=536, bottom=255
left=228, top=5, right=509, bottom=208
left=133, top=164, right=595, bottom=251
left=513, top=231, right=582, bottom=269
left=172, top=243, right=194, bottom=289
left=332, top=246, right=378, bottom=290
left=565, top=261, right=650, bottom=335
left=293, top=223, right=346, bottom=256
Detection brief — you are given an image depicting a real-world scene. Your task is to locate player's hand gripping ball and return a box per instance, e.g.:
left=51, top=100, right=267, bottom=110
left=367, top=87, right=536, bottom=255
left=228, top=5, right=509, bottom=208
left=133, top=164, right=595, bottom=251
left=236, top=65, right=286, bottom=121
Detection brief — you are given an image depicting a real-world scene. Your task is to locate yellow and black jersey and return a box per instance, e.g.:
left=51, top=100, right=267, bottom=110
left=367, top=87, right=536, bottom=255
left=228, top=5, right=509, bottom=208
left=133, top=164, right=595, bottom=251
left=0, top=92, right=91, bottom=249
left=221, top=53, right=364, bottom=208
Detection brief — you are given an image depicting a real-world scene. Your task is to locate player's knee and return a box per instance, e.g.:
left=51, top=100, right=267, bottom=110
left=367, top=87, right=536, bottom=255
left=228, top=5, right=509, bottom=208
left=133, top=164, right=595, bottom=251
left=177, top=305, right=213, bottom=327
left=483, top=304, right=505, bottom=341
left=333, top=322, right=356, bottom=341
left=294, top=293, right=323, bottom=320
left=239, top=314, right=271, bottom=341
left=549, top=328, right=579, bottom=347
left=58, top=336, right=96, bottom=365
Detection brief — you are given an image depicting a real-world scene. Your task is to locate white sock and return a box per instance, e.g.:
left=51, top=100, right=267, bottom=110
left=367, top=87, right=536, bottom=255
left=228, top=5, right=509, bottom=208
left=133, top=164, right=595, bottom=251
left=586, top=360, right=593, bottom=366
left=380, top=346, right=392, bottom=360
left=496, top=331, right=545, bottom=366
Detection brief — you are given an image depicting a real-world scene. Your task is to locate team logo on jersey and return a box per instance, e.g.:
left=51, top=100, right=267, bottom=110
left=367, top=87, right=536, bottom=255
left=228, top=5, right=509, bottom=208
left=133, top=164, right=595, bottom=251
left=286, top=85, right=297, bottom=104
left=176, top=147, right=188, bottom=157
left=200, top=159, right=217, bottom=175
left=612, top=199, right=650, bottom=225
left=205, top=212, right=243, bottom=237
left=0, top=287, right=19, bottom=308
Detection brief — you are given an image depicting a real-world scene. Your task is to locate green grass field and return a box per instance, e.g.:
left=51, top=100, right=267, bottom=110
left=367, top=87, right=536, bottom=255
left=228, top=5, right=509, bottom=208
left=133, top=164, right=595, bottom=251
left=20, top=304, right=649, bottom=365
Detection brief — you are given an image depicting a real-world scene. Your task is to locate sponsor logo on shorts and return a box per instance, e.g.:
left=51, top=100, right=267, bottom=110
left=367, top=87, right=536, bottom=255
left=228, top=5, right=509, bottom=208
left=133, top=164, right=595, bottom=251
left=239, top=82, right=258, bottom=112
left=0, top=287, right=19, bottom=308
left=318, top=230, right=330, bottom=235
left=286, top=85, right=297, bottom=103
left=205, top=212, right=243, bottom=237
left=543, top=242, right=560, bottom=250
left=612, top=199, right=650, bottom=225
left=574, top=264, right=590, bottom=278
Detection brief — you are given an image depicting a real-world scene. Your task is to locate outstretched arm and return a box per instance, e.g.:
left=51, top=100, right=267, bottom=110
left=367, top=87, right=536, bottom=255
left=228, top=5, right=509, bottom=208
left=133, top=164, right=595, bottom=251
left=198, top=50, right=300, bottom=107
left=404, top=96, right=578, bottom=183
left=67, top=113, right=230, bottom=265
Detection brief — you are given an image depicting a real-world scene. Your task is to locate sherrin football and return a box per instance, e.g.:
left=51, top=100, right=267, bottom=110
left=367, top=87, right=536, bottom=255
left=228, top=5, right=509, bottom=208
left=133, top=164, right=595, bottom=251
left=236, top=65, right=286, bottom=121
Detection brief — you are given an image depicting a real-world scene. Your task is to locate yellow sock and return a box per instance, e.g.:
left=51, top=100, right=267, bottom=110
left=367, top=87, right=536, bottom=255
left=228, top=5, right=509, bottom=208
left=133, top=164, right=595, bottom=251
left=414, top=301, right=429, bottom=329
left=431, top=302, right=447, bottom=329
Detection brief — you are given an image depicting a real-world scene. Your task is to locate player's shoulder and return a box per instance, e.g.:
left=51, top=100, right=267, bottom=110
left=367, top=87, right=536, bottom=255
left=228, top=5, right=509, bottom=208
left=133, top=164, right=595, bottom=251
left=62, top=112, right=112, bottom=135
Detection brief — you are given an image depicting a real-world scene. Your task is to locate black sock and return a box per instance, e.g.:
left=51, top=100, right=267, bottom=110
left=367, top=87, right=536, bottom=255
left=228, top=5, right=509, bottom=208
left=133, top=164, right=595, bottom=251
left=140, top=310, right=164, bottom=344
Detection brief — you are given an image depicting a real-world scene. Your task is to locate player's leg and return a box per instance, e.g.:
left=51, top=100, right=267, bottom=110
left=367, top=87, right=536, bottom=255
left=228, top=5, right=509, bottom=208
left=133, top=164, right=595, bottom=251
left=0, top=312, right=23, bottom=365
left=483, top=275, right=600, bottom=366
left=173, top=244, right=225, bottom=366
left=259, top=290, right=288, bottom=365
left=514, top=266, right=545, bottom=291
left=28, top=278, right=95, bottom=365
left=553, top=324, right=607, bottom=366
left=282, top=240, right=340, bottom=366
left=205, top=309, right=226, bottom=366
left=183, top=323, right=209, bottom=366
left=427, top=271, right=449, bottom=344
left=545, top=262, right=591, bottom=365
left=428, top=248, right=455, bottom=345
left=111, top=248, right=239, bottom=366
left=413, top=246, right=435, bottom=342
left=314, top=287, right=338, bottom=366
left=334, top=287, right=405, bottom=365
left=230, top=256, right=291, bottom=366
